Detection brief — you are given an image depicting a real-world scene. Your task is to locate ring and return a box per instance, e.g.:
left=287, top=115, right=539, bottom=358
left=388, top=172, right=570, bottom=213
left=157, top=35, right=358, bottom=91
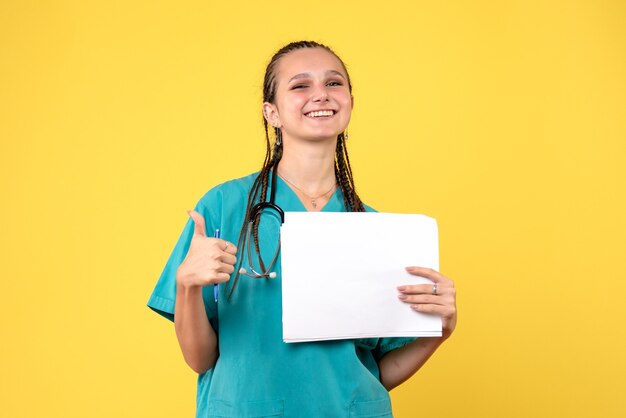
left=224, top=243, right=229, bottom=251
left=432, top=283, right=438, bottom=295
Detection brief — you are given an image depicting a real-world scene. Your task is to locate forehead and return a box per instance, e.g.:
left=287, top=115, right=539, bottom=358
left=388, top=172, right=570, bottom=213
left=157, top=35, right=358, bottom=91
left=275, top=48, right=346, bottom=83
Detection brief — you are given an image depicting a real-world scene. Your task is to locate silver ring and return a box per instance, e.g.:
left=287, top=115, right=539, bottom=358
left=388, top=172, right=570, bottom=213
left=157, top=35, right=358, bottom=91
left=432, top=283, right=438, bottom=295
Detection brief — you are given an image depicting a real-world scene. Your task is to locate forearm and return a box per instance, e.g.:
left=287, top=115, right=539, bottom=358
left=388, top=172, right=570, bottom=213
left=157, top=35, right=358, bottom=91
left=378, top=337, right=445, bottom=391
left=174, top=282, right=218, bottom=373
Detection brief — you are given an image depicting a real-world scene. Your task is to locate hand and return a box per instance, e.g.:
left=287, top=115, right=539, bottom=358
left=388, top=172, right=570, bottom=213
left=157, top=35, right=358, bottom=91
left=397, top=267, right=457, bottom=340
left=176, top=210, right=238, bottom=288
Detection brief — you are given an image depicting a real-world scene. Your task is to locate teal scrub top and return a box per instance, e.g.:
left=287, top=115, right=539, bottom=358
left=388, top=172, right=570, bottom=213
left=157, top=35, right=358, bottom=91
left=147, top=173, right=416, bottom=418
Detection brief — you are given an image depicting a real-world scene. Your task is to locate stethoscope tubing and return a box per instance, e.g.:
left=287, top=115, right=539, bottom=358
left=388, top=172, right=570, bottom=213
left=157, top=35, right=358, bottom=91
left=239, top=168, right=284, bottom=279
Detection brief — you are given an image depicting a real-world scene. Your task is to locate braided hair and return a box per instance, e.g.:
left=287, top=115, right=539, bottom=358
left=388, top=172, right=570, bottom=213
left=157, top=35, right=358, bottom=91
left=226, top=41, right=364, bottom=300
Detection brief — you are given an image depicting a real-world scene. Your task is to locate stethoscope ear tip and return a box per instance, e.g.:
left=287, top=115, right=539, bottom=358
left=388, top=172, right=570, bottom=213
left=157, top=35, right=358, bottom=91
left=239, top=266, right=277, bottom=279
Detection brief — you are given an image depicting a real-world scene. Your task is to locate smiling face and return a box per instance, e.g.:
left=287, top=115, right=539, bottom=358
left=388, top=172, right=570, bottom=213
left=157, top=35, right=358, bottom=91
left=263, top=47, right=353, bottom=144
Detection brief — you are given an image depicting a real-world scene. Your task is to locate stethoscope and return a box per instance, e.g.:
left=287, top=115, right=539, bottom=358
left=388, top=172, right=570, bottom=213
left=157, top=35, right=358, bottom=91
left=238, top=168, right=284, bottom=279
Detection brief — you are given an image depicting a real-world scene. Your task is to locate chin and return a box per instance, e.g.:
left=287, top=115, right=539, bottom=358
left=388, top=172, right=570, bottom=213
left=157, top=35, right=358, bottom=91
left=307, top=127, right=346, bottom=140
left=305, top=133, right=342, bottom=142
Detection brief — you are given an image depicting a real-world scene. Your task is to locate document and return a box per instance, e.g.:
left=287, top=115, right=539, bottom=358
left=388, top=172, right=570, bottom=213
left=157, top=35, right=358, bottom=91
left=280, top=212, right=442, bottom=343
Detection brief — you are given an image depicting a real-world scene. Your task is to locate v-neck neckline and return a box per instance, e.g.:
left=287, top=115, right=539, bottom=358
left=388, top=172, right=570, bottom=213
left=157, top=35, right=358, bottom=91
left=275, top=174, right=343, bottom=212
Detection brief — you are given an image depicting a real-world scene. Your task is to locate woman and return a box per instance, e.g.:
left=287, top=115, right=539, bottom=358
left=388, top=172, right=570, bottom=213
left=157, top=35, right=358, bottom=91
left=148, top=40, right=457, bottom=418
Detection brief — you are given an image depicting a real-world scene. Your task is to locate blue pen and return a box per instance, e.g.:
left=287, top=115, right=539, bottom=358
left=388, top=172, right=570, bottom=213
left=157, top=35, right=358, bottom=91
left=214, top=229, right=220, bottom=302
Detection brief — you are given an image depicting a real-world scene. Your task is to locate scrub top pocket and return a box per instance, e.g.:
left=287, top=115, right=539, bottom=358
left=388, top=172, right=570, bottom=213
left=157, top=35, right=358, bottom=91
left=349, top=398, right=393, bottom=418
left=207, top=399, right=284, bottom=418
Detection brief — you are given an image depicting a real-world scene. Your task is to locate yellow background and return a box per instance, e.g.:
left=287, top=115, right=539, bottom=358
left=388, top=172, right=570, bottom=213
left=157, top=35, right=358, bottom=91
left=1, top=1, right=625, bottom=417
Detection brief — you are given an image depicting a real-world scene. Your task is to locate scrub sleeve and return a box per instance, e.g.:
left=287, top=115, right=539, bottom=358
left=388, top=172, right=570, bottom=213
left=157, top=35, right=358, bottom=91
left=148, top=199, right=219, bottom=330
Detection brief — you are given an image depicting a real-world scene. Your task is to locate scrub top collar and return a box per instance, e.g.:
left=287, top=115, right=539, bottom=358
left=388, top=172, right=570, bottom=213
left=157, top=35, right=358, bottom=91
left=274, top=174, right=344, bottom=213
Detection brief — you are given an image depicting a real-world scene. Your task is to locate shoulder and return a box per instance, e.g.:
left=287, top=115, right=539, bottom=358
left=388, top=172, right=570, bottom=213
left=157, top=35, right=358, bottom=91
left=363, top=203, right=377, bottom=213
left=196, top=172, right=259, bottom=210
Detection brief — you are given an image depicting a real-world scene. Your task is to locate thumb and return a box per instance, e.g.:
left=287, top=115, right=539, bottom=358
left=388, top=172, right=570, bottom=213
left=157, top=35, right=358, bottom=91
left=187, top=210, right=207, bottom=237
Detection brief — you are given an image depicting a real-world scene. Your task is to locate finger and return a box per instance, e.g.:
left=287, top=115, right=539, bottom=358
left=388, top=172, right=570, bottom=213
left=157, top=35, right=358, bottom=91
left=219, top=252, right=237, bottom=266
left=398, top=294, right=448, bottom=305
left=218, top=262, right=236, bottom=275
left=187, top=210, right=207, bottom=237
left=213, top=272, right=231, bottom=283
left=404, top=266, right=453, bottom=285
left=398, top=283, right=441, bottom=294
left=411, top=303, right=456, bottom=317
left=398, top=283, right=455, bottom=296
left=221, top=240, right=237, bottom=255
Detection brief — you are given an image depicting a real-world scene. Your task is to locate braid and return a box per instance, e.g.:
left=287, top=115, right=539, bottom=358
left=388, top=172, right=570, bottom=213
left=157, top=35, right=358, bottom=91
left=254, top=159, right=271, bottom=270
left=335, top=139, right=351, bottom=211
left=253, top=135, right=283, bottom=271
left=335, top=133, right=365, bottom=212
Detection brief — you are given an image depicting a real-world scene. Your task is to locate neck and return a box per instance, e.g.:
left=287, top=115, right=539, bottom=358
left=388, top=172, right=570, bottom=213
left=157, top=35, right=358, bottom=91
left=277, top=137, right=337, bottom=195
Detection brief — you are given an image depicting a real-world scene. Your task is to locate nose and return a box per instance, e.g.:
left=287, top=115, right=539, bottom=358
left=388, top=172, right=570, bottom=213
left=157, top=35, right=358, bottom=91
left=311, top=82, right=329, bottom=102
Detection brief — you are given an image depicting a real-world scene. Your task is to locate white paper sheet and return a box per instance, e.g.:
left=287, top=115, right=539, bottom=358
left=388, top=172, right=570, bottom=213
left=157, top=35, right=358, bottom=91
left=280, top=212, right=442, bottom=343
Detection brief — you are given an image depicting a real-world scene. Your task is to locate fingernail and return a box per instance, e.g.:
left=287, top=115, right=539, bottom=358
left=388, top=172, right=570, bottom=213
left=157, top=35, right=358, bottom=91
left=397, top=286, right=406, bottom=291
left=397, top=294, right=407, bottom=300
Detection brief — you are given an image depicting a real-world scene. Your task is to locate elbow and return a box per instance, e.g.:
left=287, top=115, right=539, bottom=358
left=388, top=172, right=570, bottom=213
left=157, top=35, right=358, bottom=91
left=379, top=370, right=400, bottom=392
left=184, top=351, right=217, bottom=374
left=380, top=375, right=403, bottom=392
left=377, top=353, right=412, bottom=391
left=189, top=363, right=211, bottom=375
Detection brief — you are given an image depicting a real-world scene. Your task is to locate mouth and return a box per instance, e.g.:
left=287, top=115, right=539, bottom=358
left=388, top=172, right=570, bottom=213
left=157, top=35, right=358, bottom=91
left=304, top=109, right=336, bottom=118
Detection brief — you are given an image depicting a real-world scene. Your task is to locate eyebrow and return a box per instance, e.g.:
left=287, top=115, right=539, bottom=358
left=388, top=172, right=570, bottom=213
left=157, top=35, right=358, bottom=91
left=288, top=70, right=346, bottom=84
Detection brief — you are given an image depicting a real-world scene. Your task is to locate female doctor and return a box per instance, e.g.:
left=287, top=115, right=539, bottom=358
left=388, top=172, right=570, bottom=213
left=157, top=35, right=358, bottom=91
left=148, top=41, right=457, bottom=418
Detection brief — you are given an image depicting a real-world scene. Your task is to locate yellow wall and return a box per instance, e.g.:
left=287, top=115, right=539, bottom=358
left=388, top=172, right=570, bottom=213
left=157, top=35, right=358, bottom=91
left=1, top=1, right=625, bottom=417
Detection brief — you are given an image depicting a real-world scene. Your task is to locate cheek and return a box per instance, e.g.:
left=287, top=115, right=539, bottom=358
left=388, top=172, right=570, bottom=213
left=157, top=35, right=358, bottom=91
left=340, top=96, right=353, bottom=115
left=281, top=97, right=306, bottom=114
left=338, top=92, right=353, bottom=108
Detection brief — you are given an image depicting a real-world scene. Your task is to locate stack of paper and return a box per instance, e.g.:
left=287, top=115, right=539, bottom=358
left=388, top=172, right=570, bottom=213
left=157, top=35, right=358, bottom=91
left=280, top=212, right=442, bottom=343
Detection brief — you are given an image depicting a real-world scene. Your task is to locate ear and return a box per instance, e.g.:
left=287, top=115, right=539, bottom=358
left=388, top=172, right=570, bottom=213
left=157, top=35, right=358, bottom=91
left=350, top=95, right=354, bottom=110
left=263, top=102, right=282, bottom=128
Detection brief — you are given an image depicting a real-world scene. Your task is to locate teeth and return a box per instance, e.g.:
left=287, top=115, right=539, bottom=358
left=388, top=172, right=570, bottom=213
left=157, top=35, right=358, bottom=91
left=306, top=110, right=334, bottom=117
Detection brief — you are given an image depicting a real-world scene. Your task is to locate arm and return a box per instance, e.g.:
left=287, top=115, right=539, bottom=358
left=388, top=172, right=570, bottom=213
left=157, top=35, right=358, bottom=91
left=378, top=337, right=444, bottom=390
left=174, top=282, right=218, bottom=374
left=379, top=266, right=457, bottom=390
left=174, top=210, right=237, bottom=374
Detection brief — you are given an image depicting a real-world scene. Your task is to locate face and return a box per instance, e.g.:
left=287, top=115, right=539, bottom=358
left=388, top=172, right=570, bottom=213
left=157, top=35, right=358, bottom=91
left=263, top=48, right=353, bottom=143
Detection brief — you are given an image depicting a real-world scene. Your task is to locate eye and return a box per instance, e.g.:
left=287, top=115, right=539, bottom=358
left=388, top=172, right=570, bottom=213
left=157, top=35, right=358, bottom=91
left=327, top=81, right=343, bottom=87
left=291, top=84, right=308, bottom=90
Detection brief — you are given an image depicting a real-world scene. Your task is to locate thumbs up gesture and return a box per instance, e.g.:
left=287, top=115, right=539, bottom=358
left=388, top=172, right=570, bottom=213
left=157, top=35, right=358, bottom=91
left=176, top=210, right=238, bottom=288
